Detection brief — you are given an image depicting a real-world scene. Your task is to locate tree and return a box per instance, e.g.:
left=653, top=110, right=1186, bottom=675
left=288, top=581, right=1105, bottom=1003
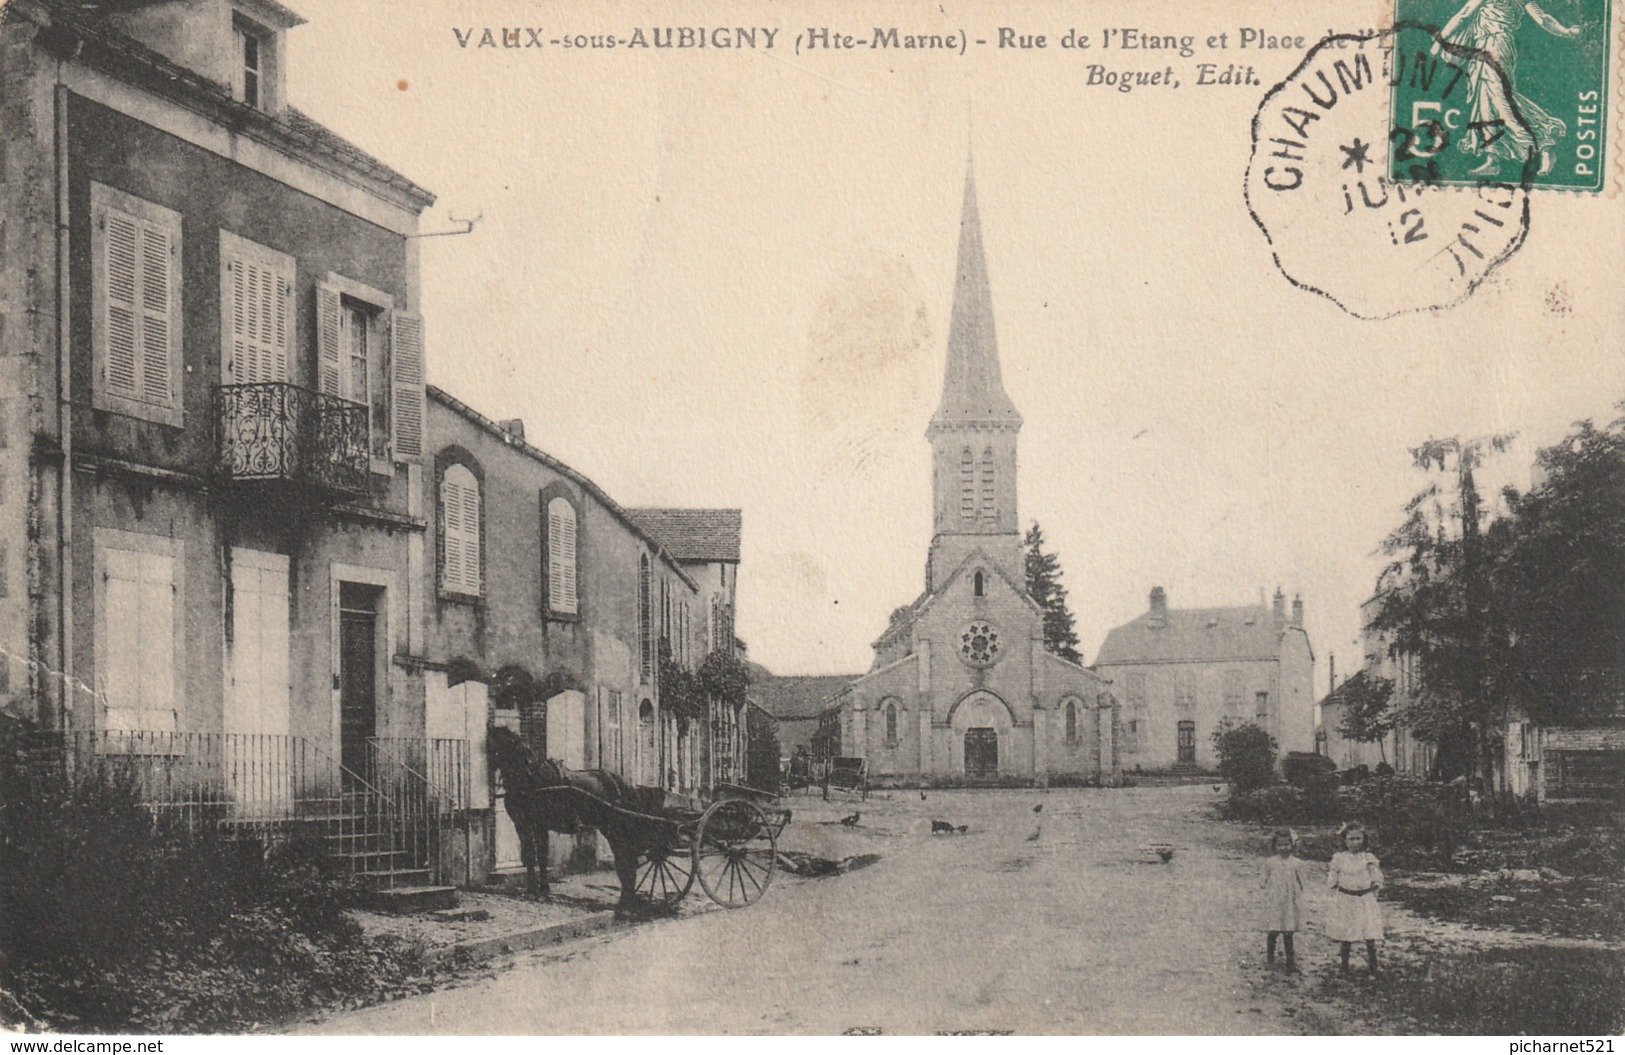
left=1491, top=409, right=1625, bottom=725
left=1212, top=719, right=1278, bottom=792
left=1023, top=522, right=1082, bottom=665
left=1332, top=670, right=1397, bottom=761
left=1366, top=433, right=1516, bottom=782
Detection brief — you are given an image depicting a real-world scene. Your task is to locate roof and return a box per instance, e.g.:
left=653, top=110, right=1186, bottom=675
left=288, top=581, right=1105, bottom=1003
left=14, top=0, right=435, bottom=210
left=1095, top=604, right=1293, bottom=666
left=626, top=509, right=742, bottom=563
left=748, top=674, right=859, bottom=721
left=428, top=386, right=697, bottom=591
left=932, top=164, right=1021, bottom=430
left=872, top=547, right=1039, bottom=651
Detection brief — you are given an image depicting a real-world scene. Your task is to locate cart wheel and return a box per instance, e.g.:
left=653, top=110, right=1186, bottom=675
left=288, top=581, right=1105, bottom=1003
left=633, top=842, right=696, bottom=905
left=691, top=799, right=777, bottom=908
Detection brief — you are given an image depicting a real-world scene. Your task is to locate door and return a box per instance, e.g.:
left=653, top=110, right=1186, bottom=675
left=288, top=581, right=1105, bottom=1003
left=1177, top=720, right=1197, bottom=766
left=338, top=583, right=381, bottom=782
left=638, top=701, right=657, bottom=786
left=964, top=728, right=999, bottom=780
left=226, top=549, right=290, bottom=813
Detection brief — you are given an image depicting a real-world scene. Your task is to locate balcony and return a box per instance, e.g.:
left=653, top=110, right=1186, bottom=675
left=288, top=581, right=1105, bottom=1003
left=219, top=382, right=368, bottom=494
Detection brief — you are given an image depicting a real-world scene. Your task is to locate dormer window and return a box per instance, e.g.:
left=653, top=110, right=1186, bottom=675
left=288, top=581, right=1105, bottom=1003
left=241, top=29, right=260, bottom=106
left=233, top=13, right=277, bottom=111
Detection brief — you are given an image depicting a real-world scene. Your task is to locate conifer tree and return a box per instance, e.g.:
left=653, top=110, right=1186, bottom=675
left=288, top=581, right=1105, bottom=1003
left=1024, top=522, right=1083, bottom=665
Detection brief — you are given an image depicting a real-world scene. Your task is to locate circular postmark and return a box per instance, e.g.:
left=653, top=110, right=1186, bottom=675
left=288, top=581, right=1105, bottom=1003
left=1245, top=26, right=1537, bottom=320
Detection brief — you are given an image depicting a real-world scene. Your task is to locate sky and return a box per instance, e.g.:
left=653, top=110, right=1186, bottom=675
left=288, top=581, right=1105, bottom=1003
left=288, top=0, right=1623, bottom=685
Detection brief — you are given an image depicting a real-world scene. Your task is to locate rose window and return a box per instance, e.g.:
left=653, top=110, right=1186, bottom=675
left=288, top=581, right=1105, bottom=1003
left=958, top=621, right=1001, bottom=667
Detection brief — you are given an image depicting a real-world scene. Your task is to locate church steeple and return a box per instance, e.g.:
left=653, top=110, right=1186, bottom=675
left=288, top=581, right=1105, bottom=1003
left=931, top=164, right=1022, bottom=430
left=925, top=162, right=1023, bottom=591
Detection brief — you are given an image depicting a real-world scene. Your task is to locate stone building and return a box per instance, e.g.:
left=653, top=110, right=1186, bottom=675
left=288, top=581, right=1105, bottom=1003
left=827, top=169, right=1119, bottom=786
left=1095, top=588, right=1315, bottom=772
left=0, top=0, right=459, bottom=888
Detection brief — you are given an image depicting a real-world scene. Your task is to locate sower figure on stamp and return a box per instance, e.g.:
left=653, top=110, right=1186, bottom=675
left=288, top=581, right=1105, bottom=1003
left=1326, top=823, right=1385, bottom=975
left=1433, top=0, right=1584, bottom=176
left=1261, top=828, right=1305, bottom=970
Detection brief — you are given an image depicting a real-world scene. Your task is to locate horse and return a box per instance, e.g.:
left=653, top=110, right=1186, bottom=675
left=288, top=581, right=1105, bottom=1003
left=486, top=725, right=651, bottom=907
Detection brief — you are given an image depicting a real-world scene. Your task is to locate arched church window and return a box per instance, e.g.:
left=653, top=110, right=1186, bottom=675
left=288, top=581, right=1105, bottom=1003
left=638, top=554, right=653, bottom=681
left=959, top=448, right=975, bottom=518
left=884, top=700, right=899, bottom=746
left=973, top=571, right=985, bottom=597
left=980, top=448, right=996, bottom=518
left=1064, top=699, right=1079, bottom=743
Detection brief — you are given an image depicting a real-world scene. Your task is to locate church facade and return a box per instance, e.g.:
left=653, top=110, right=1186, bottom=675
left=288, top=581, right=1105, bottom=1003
left=827, top=171, right=1120, bottom=786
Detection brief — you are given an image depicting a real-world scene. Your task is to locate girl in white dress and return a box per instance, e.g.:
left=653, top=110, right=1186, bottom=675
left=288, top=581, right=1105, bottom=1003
left=1326, top=823, right=1384, bottom=974
left=1260, top=829, right=1305, bottom=969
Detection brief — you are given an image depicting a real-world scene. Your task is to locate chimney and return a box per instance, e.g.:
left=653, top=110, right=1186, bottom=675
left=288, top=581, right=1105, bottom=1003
left=1148, top=586, right=1168, bottom=624
left=1291, top=593, right=1304, bottom=628
left=498, top=418, right=526, bottom=443
left=1272, top=587, right=1286, bottom=629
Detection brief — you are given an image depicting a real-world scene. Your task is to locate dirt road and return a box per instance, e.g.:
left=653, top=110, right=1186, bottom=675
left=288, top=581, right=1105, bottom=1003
left=303, top=785, right=1362, bottom=1034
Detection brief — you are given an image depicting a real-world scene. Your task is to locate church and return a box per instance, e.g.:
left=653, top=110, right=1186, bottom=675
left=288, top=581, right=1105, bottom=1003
left=825, top=169, right=1121, bottom=786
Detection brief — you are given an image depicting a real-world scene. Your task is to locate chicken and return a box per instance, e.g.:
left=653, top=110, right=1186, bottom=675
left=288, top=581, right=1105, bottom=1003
left=1142, top=842, right=1176, bottom=863
left=1032, top=803, right=1043, bottom=813
left=840, top=812, right=861, bottom=827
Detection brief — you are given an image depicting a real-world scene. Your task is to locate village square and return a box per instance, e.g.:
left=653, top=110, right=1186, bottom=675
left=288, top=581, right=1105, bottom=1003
left=0, top=0, right=1621, bottom=1038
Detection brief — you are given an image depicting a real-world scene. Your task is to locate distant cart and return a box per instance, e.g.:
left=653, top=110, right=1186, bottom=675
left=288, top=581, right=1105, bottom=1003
left=823, top=756, right=869, bottom=801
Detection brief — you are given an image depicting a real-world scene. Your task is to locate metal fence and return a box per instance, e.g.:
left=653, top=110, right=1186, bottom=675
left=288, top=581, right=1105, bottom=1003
left=56, top=731, right=473, bottom=888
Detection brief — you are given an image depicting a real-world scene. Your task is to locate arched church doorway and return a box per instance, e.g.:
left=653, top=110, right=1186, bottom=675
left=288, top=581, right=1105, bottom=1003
left=964, top=728, right=998, bottom=779
left=948, top=690, right=1014, bottom=781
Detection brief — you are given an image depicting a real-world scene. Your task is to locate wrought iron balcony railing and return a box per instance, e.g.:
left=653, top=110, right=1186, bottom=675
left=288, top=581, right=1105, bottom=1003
left=219, top=382, right=369, bottom=494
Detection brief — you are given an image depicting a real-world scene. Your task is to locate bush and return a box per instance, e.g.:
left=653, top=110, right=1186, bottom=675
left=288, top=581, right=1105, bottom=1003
left=0, top=723, right=426, bottom=1031
left=1380, top=946, right=1624, bottom=1034
left=1211, top=720, right=1277, bottom=793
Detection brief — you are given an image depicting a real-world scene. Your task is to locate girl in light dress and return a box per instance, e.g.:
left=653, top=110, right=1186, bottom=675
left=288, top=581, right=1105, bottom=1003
left=1260, top=828, right=1304, bottom=970
left=1326, top=823, right=1384, bottom=974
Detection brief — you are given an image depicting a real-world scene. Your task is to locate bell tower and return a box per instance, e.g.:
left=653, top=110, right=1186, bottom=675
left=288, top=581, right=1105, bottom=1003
left=926, top=164, right=1023, bottom=589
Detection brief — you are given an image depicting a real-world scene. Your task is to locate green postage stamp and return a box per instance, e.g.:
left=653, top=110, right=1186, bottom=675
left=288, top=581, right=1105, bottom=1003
left=1389, top=0, right=1613, bottom=191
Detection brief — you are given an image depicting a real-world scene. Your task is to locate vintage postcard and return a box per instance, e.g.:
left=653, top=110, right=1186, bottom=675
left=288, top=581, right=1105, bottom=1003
left=1, top=0, right=1622, bottom=1040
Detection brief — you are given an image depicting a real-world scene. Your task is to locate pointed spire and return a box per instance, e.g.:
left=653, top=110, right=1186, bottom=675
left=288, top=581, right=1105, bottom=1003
left=933, top=161, right=1021, bottom=429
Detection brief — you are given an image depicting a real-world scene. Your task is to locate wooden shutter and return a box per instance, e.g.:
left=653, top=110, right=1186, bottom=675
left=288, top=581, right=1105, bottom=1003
left=227, top=254, right=290, bottom=384
left=102, top=548, right=176, bottom=733
left=103, top=211, right=142, bottom=399
left=390, top=311, right=425, bottom=462
left=138, top=225, right=175, bottom=405
left=547, top=498, right=578, bottom=614
left=442, top=467, right=480, bottom=595
left=315, top=282, right=343, bottom=396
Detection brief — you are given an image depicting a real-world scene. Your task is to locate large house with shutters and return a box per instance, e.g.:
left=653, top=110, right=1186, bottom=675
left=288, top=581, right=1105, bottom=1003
left=1094, top=587, right=1315, bottom=772
left=0, top=0, right=459, bottom=894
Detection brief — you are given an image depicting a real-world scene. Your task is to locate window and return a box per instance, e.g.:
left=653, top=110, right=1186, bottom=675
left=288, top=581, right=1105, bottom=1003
left=316, top=279, right=425, bottom=466
left=1064, top=699, right=1079, bottom=744
left=1124, top=719, right=1141, bottom=753
left=980, top=447, right=996, bottom=518
left=959, top=448, right=975, bottom=518
left=1126, top=672, right=1147, bottom=710
left=546, top=497, right=578, bottom=615
left=1223, top=670, right=1245, bottom=712
left=233, top=14, right=276, bottom=111
left=1174, top=670, right=1196, bottom=709
left=678, top=601, right=690, bottom=666
left=95, top=530, right=182, bottom=737
left=638, top=555, right=653, bottom=681
left=884, top=700, right=899, bottom=746
left=91, top=184, right=182, bottom=426
left=241, top=28, right=260, bottom=106
left=220, top=231, right=293, bottom=385
left=1255, top=691, right=1270, bottom=721
left=973, top=571, right=985, bottom=597
left=440, top=464, right=481, bottom=598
